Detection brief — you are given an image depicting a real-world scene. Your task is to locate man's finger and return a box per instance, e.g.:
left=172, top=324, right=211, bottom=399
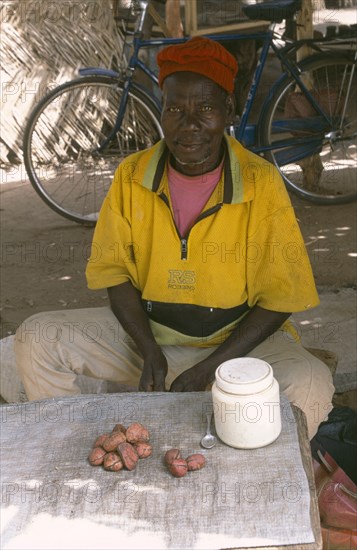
left=139, top=382, right=154, bottom=392
left=154, top=378, right=166, bottom=391
left=169, top=378, right=183, bottom=392
left=139, top=373, right=154, bottom=392
left=153, top=371, right=166, bottom=391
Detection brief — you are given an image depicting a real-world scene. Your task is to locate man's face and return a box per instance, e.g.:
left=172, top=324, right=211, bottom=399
left=161, top=72, right=234, bottom=176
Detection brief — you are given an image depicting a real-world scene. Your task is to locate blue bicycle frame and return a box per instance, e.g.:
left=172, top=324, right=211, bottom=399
left=79, top=4, right=342, bottom=166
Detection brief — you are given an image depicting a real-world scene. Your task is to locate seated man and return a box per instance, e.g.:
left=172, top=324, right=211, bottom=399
left=13, top=37, right=334, bottom=438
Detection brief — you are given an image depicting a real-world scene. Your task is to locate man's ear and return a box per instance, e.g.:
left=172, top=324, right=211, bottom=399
left=225, top=93, right=236, bottom=124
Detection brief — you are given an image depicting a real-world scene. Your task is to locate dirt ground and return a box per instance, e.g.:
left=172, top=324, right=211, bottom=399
left=0, top=166, right=356, bottom=339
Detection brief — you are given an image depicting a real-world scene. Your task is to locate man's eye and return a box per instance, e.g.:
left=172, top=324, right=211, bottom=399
left=200, top=105, right=212, bottom=112
left=168, top=106, right=181, bottom=113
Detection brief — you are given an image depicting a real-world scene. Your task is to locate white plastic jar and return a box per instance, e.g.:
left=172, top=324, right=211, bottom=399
left=212, top=358, right=281, bottom=449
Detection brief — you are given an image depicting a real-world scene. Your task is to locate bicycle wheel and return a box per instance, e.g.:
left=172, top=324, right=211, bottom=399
left=23, top=76, right=163, bottom=225
left=259, top=53, right=357, bottom=204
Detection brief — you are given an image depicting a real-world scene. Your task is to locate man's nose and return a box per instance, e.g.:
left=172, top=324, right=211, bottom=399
left=181, top=110, right=200, bottom=130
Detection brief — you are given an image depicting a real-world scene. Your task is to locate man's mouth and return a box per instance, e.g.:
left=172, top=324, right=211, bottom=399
left=176, top=142, right=203, bottom=149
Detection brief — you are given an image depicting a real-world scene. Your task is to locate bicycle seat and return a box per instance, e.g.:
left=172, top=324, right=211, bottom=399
left=242, top=0, right=302, bottom=23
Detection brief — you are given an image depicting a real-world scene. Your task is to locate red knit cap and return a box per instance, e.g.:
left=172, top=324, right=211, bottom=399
left=157, top=36, right=238, bottom=94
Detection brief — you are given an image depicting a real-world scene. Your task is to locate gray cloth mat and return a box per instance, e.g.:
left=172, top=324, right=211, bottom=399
left=1, top=392, right=314, bottom=549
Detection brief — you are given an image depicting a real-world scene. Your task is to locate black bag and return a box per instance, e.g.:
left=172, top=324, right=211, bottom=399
left=311, top=406, right=357, bottom=484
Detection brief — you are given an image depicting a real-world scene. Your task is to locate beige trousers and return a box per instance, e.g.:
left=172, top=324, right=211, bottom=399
left=13, top=307, right=335, bottom=439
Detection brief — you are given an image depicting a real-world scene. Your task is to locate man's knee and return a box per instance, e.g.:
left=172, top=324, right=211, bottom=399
left=14, top=312, right=64, bottom=379
left=15, top=312, right=64, bottom=346
left=16, top=309, right=94, bottom=347
left=290, top=355, right=335, bottom=439
left=267, top=342, right=334, bottom=439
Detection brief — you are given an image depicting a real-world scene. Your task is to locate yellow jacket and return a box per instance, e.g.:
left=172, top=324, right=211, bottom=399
left=86, top=136, right=319, bottom=346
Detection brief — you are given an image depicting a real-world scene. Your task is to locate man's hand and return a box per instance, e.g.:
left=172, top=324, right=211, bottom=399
left=170, top=363, right=211, bottom=392
left=170, top=306, right=291, bottom=392
left=107, top=282, right=168, bottom=391
left=139, top=346, right=168, bottom=392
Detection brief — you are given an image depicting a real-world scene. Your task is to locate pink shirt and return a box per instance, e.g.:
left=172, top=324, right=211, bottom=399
left=167, top=160, right=224, bottom=237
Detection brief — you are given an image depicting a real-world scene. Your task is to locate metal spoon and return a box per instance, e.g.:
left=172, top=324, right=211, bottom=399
left=200, top=412, right=217, bottom=449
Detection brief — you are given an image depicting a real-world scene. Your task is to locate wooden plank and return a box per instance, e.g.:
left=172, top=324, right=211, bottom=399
left=190, top=21, right=270, bottom=36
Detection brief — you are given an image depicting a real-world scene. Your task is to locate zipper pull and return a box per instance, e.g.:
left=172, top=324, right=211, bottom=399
left=181, top=239, right=188, bottom=260
left=147, top=301, right=152, bottom=313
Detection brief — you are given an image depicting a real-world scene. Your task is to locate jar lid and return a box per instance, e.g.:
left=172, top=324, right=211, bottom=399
left=215, top=358, right=273, bottom=395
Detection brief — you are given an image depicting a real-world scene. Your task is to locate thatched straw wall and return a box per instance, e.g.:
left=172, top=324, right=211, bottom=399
left=0, top=0, right=124, bottom=164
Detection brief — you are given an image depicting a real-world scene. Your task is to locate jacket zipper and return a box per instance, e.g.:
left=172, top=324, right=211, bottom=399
left=180, top=238, right=188, bottom=260
left=159, top=193, right=223, bottom=261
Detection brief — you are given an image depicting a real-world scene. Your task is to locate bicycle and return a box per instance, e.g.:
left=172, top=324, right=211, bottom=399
left=23, top=0, right=357, bottom=225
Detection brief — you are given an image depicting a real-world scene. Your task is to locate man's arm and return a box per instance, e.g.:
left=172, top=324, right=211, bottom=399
left=170, top=306, right=291, bottom=392
left=107, top=281, right=168, bottom=391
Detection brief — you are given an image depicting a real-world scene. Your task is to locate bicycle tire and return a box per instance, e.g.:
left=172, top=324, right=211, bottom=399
left=23, top=75, right=163, bottom=225
left=259, top=53, right=357, bottom=204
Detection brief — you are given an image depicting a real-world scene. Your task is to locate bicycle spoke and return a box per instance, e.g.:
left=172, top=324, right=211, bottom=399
left=24, top=77, right=163, bottom=224
left=260, top=54, right=357, bottom=204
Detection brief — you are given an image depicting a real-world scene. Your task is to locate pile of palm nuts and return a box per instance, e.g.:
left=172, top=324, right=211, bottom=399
left=88, top=422, right=152, bottom=472
left=88, top=422, right=206, bottom=477
left=164, top=448, right=206, bottom=478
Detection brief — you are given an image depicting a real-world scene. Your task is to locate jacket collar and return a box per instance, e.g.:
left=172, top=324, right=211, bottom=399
left=142, top=136, right=255, bottom=204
